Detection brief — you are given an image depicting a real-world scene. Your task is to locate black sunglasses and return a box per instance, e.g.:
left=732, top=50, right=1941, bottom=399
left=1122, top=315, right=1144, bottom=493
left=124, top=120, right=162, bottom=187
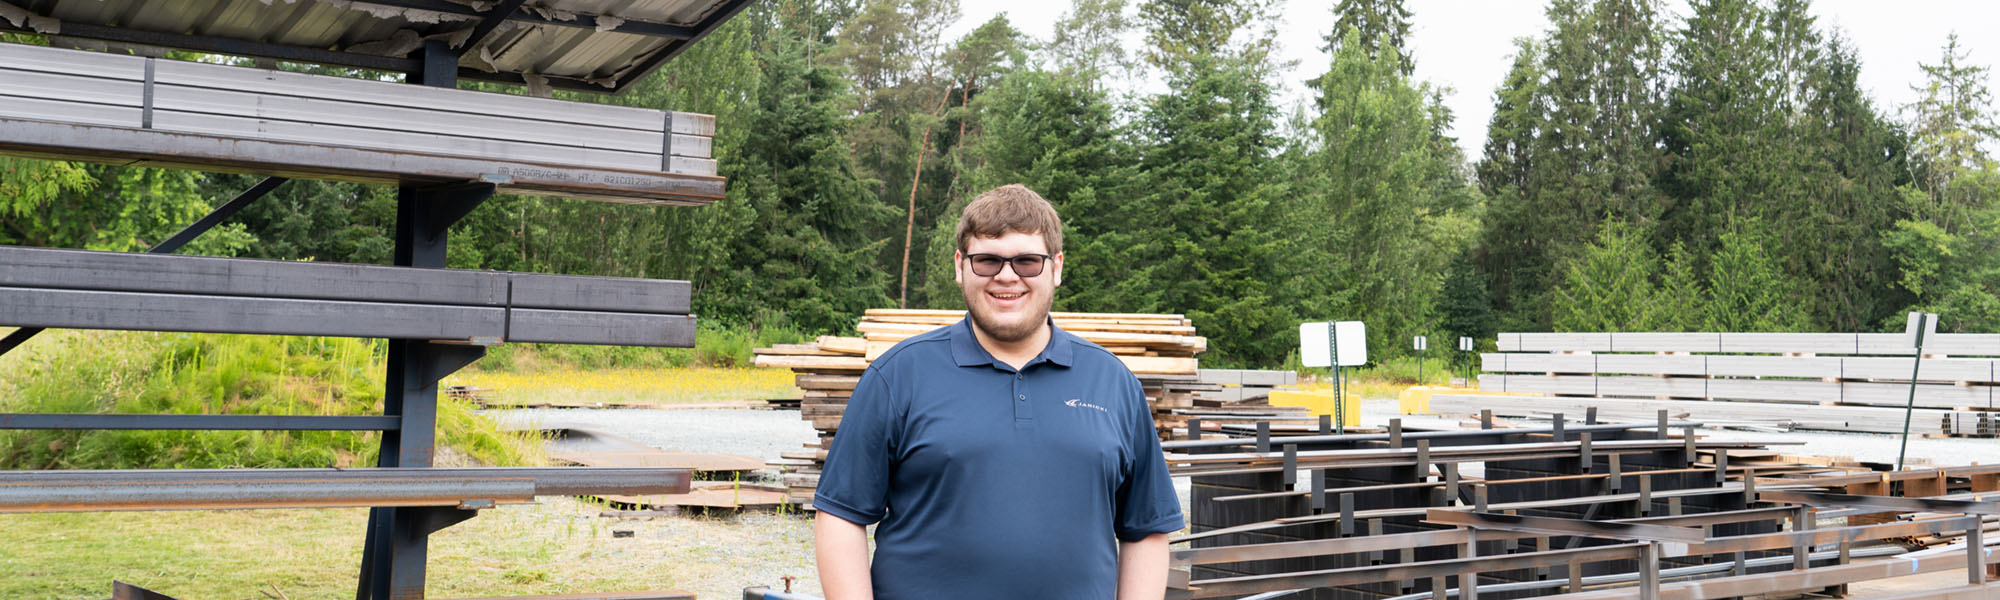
left=964, top=253, right=1052, bottom=277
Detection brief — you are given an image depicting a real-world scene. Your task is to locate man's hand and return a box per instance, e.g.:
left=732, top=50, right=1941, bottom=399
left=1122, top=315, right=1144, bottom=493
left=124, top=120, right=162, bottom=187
left=815, top=512, right=874, bottom=600
left=1116, top=532, right=1171, bottom=600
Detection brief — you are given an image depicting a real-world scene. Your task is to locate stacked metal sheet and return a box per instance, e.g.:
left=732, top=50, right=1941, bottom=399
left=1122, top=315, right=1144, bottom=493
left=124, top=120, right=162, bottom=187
left=0, top=245, right=695, bottom=346
left=1450, top=331, right=2000, bottom=437
left=0, top=42, right=722, bottom=205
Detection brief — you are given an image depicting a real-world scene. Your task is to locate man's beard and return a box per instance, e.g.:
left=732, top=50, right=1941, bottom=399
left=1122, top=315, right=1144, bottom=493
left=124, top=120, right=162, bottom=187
left=964, top=287, right=1052, bottom=343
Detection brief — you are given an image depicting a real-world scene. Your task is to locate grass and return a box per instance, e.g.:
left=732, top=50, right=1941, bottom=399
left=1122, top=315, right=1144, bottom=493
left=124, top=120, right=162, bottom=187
left=444, top=366, right=801, bottom=407
left=0, top=498, right=823, bottom=600
left=0, top=329, right=542, bottom=469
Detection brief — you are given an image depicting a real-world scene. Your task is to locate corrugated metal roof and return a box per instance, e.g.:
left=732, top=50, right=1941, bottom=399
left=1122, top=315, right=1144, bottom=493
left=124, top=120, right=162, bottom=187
left=0, top=0, right=752, bottom=93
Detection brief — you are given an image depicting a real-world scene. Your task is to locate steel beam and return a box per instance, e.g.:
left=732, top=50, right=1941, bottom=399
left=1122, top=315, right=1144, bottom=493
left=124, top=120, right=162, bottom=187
left=0, top=177, right=287, bottom=358
left=1758, top=490, right=2000, bottom=515
left=1424, top=510, right=1705, bottom=545
left=0, top=414, right=400, bottom=430
left=0, top=244, right=693, bottom=314
left=1173, top=544, right=1649, bottom=599
left=2, top=467, right=693, bottom=496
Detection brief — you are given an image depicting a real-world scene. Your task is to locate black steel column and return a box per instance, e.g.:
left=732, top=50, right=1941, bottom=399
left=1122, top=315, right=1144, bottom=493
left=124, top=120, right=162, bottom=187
left=357, top=39, right=494, bottom=600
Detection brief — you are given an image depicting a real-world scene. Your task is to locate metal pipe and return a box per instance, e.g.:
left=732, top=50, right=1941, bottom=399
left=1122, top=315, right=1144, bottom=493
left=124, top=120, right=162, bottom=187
left=1164, top=422, right=1703, bottom=451
left=1382, top=545, right=1908, bottom=600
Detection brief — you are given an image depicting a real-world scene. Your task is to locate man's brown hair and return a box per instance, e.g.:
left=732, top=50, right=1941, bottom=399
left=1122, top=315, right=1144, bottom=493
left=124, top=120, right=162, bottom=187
left=956, top=184, right=1063, bottom=254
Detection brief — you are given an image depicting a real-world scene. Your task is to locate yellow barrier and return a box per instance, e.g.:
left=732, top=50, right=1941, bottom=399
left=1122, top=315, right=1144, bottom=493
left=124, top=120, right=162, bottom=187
left=1267, top=390, right=1360, bottom=427
left=1397, top=385, right=1518, bottom=415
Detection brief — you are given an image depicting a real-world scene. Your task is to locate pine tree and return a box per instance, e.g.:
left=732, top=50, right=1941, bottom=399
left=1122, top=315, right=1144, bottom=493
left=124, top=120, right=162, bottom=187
left=1328, top=0, right=1414, bottom=75
left=1551, top=221, right=1659, bottom=332
left=1129, top=0, right=1293, bottom=366
left=1290, top=29, right=1474, bottom=359
left=1703, top=218, right=1809, bottom=331
left=712, top=4, right=898, bottom=331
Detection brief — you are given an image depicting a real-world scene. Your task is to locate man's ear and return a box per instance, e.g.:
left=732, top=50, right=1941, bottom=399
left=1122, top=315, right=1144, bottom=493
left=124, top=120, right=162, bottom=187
left=953, top=251, right=964, bottom=286
left=1051, top=252, right=1064, bottom=288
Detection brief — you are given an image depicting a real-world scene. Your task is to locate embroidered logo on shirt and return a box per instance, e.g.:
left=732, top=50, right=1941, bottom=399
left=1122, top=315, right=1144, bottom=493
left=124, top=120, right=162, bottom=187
left=1065, top=398, right=1107, bottom=412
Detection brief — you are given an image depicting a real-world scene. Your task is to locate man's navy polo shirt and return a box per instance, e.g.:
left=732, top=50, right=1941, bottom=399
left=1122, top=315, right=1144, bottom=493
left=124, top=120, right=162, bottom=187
left=815, top=317, right=1184, bottom=599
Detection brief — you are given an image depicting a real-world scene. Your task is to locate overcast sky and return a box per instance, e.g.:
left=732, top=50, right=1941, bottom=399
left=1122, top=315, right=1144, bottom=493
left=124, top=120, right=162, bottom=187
left=947, top=1, right=1997, bottom=157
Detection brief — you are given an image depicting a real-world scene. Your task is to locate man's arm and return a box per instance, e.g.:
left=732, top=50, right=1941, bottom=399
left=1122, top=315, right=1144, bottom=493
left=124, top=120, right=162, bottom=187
left=1116, top=532, right=1171, bottom=600
left=815, top=512, right=874, bottom=600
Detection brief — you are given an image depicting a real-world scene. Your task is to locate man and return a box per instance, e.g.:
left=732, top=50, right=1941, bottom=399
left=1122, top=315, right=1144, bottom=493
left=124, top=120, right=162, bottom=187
left=813, top=184, right=1183, bottom=599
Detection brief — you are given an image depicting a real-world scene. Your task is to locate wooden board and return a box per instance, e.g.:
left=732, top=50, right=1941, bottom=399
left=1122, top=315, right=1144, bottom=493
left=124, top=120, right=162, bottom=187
left=753, top=355, right=870, bottom=371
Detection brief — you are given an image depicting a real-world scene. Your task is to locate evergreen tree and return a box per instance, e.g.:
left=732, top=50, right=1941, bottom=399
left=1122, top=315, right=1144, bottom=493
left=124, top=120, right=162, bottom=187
left=1051, top=0, right=1135, bottom=82
left=1703, top=218, right=1809, bottom=331
left=1290, top=30, right=1474, bottom=359
left=709, top=3, right=898, bottom=331
left=1130, top=0, right=1292, bottom=366
left=1551, top=221, right=1658, bottom=332
left=1476, top=0, right=1668, bottom=329
left=1328, top=0, right=1414, bottom=74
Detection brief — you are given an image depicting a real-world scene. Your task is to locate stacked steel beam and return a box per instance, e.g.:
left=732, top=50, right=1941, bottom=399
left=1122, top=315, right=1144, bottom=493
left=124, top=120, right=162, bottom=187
left=1164, top=412, right=2000, bottom=600
left=753, top=308, right=1207, bottom=505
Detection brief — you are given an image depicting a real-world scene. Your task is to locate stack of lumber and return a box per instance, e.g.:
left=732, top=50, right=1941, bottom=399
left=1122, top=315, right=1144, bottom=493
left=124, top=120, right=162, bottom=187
left=1440, top=331, right=2000, bottom=437
left=752, top=309, right=1208, bottom=505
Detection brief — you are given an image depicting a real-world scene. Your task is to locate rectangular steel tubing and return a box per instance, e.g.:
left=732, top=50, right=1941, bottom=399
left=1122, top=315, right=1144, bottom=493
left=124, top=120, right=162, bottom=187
left=506, top=310, right=696, bottom=347
left=0, top=244, right=693, bottom=314
left=1535, top=543, right=1990, bottom=599
left=1173, top=529, right=1497, bottom=567
left=0, top=118, right=724, bottom=206
left=0, top=477, right=538, bottom=512
left=1759, top=490, right=2000, bottom=515
left=0, top=244, right=500, bottom=305
left=1161, top=421, right=1690, bottom=450
left=0, top=467, right=692, bottom=496
left=507, top=273, right=692, bottom=314
left=0, top=285, right=504, bottom=341
left=1425, top=509, right=1705, bottom=544
left=0, top=413, right=401, bottom=430
left=1176, top=544, right=1648, bottom=599
left=1674, top=516, right=1977, bottom=557
left=1168, top=439, right=1762, bottom=465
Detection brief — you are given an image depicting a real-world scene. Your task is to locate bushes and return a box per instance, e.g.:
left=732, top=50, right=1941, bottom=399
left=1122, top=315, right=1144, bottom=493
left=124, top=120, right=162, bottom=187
left=0, top=330, right=539, bottom=470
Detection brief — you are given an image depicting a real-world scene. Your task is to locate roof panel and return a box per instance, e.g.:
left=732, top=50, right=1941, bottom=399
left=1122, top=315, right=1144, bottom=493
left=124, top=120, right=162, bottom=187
left=2, top=0, right=753, bottom=93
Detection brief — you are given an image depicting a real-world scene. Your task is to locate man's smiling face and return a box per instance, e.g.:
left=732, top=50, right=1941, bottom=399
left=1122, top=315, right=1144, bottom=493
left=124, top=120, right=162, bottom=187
left=956, top=231, right=1063, bottom=343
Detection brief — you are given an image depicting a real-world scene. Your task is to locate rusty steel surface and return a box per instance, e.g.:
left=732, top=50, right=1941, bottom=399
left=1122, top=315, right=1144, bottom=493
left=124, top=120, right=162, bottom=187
left=0, top=467, right=692, bottom=512
left=1425, top=509, right=1706, bottom=545
left=1761, top=490, right=2000, bottom=515
left=1675, top=516, right=1978, bottom=557
left=1536, top=544, right=1993, bottom=599
left=1173, top=543, right=1650, bottom=599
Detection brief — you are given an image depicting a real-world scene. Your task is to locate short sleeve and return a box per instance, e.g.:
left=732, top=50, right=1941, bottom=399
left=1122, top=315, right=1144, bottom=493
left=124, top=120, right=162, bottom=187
left=813, top=365, right=899, bottom=526
left=1113, top=374, right=1184, bottom=542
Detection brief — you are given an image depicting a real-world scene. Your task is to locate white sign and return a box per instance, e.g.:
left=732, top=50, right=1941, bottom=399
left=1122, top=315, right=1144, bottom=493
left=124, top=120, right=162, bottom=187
left=1300, top=321, right=1367, bottom=367
left=1905, top=312, right=1939, bottom=348
left=1459, top=337, right=1474, bottom=352
left=1413, top=335, right=1428, bottom=351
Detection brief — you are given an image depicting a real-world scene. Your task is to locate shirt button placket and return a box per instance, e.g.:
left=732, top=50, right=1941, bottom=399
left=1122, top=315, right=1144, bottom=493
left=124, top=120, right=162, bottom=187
left=1013, top=371, right=1031, bottom=421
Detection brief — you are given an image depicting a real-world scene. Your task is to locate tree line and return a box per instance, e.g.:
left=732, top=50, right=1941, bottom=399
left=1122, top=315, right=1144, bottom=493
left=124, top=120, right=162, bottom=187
left=2, top=0, right=1997, bottom=368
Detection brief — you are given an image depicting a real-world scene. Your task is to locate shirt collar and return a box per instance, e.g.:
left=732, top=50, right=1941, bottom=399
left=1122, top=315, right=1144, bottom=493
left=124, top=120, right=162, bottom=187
left=948, top=315, right=1075, bottom=369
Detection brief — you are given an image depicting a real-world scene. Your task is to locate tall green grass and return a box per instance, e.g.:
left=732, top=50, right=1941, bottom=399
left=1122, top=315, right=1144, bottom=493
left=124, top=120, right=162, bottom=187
left=0, top=329, right=539, bottom=470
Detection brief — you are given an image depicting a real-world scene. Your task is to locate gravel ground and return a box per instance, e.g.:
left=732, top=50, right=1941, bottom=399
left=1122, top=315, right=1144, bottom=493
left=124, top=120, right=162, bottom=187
left=485, top=407, right=822, bottom=463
